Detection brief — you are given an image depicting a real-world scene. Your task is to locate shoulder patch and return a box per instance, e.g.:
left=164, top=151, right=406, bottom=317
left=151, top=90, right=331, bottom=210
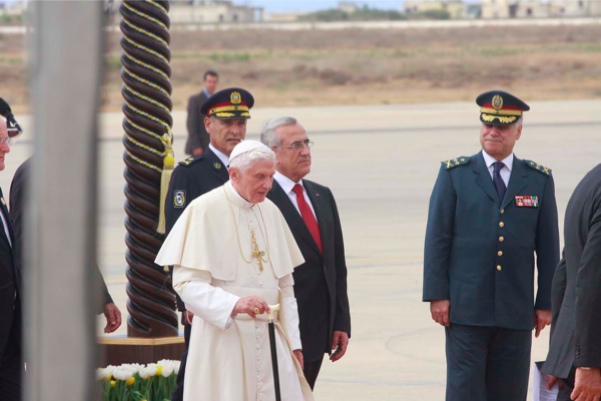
left=441, top=156, right=471, bottom=170
left=178, top=155, right=203, bottom=167
left=524, top=160, right=552, bottom=176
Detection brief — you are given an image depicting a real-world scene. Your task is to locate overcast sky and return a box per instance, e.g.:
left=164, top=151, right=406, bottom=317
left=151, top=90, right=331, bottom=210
left=235, top=1, right=404, bottom=13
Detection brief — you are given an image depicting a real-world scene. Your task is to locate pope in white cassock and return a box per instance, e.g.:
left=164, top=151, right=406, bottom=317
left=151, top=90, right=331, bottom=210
left=156, top=140, right=314, bottom=401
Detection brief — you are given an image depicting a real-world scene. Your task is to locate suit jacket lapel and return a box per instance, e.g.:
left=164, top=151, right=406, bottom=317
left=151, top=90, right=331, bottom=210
left=502, top=156, right=528, bottom=209
left=204, top=148, right=229, bottom=183
left=270, top=181, right=321, bottom=255
left=0, top=187, right=13, bottom=245
left=473, top=152, right=500, bottom=204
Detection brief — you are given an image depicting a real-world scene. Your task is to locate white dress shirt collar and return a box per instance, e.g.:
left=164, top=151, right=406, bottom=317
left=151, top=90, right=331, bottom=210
left=274, top=171, right=303, bottom=194
left=209, top=143, right=230, bottom=167
left=482, top=150, right=513, bottom=172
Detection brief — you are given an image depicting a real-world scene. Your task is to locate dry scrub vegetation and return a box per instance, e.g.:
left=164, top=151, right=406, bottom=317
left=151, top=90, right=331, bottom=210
left=2, top=24, right=601, bottom=112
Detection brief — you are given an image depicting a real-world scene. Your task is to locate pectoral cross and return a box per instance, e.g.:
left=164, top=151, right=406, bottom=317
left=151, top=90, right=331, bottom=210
left=250, top=230, right=265, bottom=272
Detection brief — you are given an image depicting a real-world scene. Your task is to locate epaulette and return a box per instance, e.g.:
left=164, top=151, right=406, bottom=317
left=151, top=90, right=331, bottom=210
left=524, top=160, right=551, bottom=176
left=178, top=155, right=203, bottom=167
left=441, top=156, right=471, bottom=170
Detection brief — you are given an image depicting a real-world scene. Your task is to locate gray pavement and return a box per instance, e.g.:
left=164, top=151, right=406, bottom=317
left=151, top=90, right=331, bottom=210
left=2, top=100, right=600, bottom=400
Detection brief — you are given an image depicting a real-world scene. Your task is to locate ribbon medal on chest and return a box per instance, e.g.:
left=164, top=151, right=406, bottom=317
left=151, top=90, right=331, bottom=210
left=515, top=195, right=538, bottom=208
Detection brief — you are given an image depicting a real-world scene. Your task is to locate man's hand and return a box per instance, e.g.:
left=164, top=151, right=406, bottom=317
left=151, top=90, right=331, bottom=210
left=534, top=309, right=551, bottom=338
left=103, top=303, right=122, bottom=333
left=232, top=295, right=270, bottom=319
left=430, top=299, right=451, bottom=327
left=546, top=375, right=563, bottom=390
left=293, top=350, right=304, bottom=370
left=330, top=331, right=349, bottom=362
left=184, top=310, right=194, bottom=325
left=192, top=147, right=203, bottom=156
left=571, top=367, right=601, bottom=401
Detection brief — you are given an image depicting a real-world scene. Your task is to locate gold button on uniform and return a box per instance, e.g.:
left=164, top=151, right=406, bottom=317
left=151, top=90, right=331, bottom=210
left=499, top=222, right=505, bottom=228
left=498, top=251, right=503, bottom=257
left=497, top=265, right=502, bottom=271
left=499, top=236, right=504, bottom=242
left=500, top=209, right=505, bottom=214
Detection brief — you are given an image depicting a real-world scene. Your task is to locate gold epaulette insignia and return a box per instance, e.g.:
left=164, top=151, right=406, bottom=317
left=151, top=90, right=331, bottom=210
left=525, top=160, right=551, bottom=176
left=442, top=156, right=470, bottom=170
left=179, top=156, right=196, bottom=166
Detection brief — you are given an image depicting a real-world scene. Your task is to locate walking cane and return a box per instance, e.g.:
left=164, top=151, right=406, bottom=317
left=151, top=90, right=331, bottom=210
left=267, top=304, right=282, bottom=401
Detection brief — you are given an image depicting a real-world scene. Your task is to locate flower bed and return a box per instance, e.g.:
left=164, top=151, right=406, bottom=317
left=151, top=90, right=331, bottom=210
left=97, top=360, right=180, bottom=401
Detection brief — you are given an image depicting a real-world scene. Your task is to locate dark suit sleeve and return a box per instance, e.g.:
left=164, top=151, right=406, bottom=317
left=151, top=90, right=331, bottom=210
left=93, top=263, right=113, bottom=314
left=423, top=165, right=456, bottom=301
left=534, top=174, right=560, bottom=310
left=574, top=200, right=601, bottom=367
left=329, top=189, right=351, bottom=336
left=9, top=160, right=28, bottom=272
left=186, top=95, right=203, bottom=154
left=550, top=251, right=566, bottom=340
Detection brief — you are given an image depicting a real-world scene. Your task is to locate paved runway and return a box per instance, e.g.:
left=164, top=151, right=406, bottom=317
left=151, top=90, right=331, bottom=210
left=2, top=100, right=600, bottom=400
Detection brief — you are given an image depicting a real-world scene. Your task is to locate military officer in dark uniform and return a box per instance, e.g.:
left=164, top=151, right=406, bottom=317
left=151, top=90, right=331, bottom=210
left=165, top=87, right=254, bottom=401
left=423, top=90, right=560, bottom=401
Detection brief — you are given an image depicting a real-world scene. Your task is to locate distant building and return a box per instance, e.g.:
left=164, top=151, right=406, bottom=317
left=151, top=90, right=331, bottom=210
left=547, top=0, right=601, bottom=17
left=481, top=0, right=547, bottom=18
left=338, top=1, right=359, bottom=14
left=167, top=0, right=263, bottom=24
left=404, top=0, right=466, bottom=19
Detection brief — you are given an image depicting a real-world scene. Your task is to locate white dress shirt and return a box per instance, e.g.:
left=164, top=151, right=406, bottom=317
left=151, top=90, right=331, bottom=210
left=273, top=171, right=318, bottom=220
left=482, top=150, right=513, bottom=187
left=209, top=143, right=229, bottom=167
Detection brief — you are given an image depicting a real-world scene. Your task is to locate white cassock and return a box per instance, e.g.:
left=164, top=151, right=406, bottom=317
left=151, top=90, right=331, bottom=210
left=155, top=182, right=314, bottom=401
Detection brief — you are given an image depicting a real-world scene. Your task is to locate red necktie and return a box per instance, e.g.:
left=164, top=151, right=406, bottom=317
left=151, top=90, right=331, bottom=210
left=293, top=184, right=322, bottom=253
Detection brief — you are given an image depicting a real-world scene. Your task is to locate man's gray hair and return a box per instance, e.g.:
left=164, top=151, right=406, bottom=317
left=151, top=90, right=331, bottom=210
left=259, top=116, right=298, bottom=147
left=229, top=146, right=275, bottom=172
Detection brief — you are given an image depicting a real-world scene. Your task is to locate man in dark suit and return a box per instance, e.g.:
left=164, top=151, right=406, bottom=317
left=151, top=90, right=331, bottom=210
left=423, top=90, right=560, bottom=401
left=0, top=117, right=22, bottom=401
left=543, top=164, right=601, bottom=401
left=185, top=70, right=218, bottom=156
left=9, top=158, right=122, bottom=334
left=165, top=87, right=254, bottom=401
left=260, top=116, right=351, bottom=389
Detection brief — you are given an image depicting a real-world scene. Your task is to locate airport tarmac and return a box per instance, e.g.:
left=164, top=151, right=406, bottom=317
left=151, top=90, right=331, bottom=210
left=2, top=100, right=600, bottom=400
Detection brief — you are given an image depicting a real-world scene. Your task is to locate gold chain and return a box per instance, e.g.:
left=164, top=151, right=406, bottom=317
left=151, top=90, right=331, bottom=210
left=223, top=186, right=272, bottom=268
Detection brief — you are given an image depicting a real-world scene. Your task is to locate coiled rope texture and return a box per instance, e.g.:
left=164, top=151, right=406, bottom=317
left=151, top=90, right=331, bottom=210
left=120, top=0, right=178, bottom=337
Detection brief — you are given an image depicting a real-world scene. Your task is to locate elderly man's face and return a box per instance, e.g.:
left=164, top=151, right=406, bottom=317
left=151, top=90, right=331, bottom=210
left=205, top=116, right=247, bottom=156
left=480, top=122, right=522, bottom=161
left=274, top=123, right=311, bottom=183
left=230, top=159, right=275, bottom=204
left=0, top=119, right=10, bottom=171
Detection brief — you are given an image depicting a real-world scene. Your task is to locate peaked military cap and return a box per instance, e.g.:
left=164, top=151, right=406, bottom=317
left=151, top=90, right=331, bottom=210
left=200, top=87, right=254, bottom=120
left=476, top=90, right=530, bottom=126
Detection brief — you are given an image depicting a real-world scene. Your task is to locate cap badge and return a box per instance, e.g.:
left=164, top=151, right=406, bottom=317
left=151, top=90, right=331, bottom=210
left=492, top=95, right=504, bottom=111
left=230, top=91, right=242, bottom=105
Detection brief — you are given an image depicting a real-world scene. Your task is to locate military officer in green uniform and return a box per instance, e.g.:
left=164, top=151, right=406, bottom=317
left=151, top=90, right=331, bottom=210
left=164, top=87, right=254, bottom=401
left=423, top=90, right=560, bottom=401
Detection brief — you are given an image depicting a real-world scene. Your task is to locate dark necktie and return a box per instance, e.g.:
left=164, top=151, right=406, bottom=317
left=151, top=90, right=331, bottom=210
left=493, top=161, right=507, bottom=202
left=293, top=184, right=322, bottom=253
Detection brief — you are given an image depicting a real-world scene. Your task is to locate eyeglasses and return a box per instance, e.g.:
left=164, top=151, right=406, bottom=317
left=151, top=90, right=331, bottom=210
left=0, top=136, right=17, bottom=146
left=278, top=140, right=314, bottom=151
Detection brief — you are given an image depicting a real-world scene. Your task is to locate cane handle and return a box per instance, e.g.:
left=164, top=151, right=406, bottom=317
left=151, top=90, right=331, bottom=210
left=267, top=303, right=280, bottom=321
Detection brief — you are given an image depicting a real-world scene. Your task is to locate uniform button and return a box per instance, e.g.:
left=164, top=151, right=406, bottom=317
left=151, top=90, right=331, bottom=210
left=499, top=236, right=504, bottom=242
left=498, top=251, right=503, bottom=257
left=499, top=222, right=505, bottom=228
left=497, top=265, right=502, bottom=271
left=500, top=208, right=505, bottom=214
